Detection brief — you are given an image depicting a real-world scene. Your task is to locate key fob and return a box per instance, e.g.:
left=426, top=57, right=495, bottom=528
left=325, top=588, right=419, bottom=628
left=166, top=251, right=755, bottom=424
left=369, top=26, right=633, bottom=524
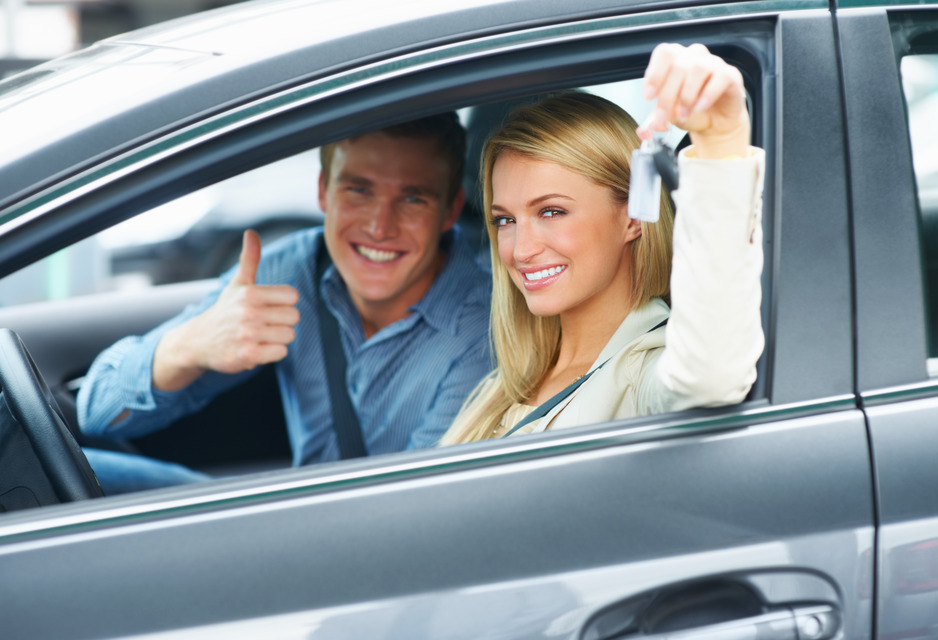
left=629, top=139, right=663, bottom=222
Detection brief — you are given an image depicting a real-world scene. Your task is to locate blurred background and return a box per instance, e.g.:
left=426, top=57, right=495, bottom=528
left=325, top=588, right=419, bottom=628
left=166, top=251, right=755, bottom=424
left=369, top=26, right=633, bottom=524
left=0, top=0, right=330, bottom=308
left=1, top=0, right=241, bottom=78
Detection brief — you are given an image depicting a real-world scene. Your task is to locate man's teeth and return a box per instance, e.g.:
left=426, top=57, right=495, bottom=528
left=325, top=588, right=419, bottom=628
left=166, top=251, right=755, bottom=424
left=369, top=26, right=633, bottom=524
left=356, top=245, right=399, bottom=262
left=524, top=265, right=565, bottom=281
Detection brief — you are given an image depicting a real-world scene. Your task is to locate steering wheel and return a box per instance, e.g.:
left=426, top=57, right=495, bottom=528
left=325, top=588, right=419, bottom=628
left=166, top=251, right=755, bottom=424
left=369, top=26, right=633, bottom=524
left=0, top=329, right=102, bottom=503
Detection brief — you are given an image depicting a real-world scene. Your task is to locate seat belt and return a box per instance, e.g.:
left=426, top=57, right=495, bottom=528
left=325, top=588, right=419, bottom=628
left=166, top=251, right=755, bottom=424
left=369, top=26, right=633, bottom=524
left=503, top=317, right=669, bottom=438
left=502, top=369, right=598, bottom=438
left=315, top=247, right=368, bottom=459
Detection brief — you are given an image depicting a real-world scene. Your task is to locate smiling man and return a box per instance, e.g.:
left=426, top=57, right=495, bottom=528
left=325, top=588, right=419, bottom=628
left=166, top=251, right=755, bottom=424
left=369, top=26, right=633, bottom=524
left=77, top=113, right=492, bottom=492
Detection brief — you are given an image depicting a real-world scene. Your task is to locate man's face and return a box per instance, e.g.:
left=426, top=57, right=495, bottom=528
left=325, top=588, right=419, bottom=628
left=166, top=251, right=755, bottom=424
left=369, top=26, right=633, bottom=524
left=319, top=132, right=463, bottom=326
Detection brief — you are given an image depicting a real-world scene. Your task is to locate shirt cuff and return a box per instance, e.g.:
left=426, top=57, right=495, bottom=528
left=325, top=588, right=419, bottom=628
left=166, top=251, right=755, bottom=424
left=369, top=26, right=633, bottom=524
left=115, top=333, right=162, bottom=411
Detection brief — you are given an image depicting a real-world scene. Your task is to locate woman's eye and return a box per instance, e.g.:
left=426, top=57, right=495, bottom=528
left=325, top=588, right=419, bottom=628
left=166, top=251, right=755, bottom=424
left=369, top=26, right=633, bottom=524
left=491, top=216, right=514, bottom=228
left=541, top=207, right=565, bottom=218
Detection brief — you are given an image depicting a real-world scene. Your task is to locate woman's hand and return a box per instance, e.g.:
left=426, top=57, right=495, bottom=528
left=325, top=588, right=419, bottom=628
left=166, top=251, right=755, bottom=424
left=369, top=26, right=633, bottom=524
left=637, top=43, right=750, bottom=159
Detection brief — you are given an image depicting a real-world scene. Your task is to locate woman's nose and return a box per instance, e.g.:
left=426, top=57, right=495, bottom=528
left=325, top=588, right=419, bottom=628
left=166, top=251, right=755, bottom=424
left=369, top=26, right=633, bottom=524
left=512, top=218, right=543, bottom=263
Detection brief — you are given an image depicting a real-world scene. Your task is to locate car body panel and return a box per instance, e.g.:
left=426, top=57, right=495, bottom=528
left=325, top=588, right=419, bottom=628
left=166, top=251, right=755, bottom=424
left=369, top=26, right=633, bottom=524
left=0, top=406, right=872, bottom=638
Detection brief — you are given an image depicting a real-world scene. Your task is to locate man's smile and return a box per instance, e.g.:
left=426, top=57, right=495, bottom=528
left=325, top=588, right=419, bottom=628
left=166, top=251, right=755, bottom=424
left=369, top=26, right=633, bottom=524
left=354, top=243, right=404, bottom=263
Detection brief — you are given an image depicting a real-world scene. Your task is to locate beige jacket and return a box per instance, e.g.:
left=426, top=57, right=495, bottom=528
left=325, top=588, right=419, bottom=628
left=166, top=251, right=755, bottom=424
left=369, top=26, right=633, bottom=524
left=510, top=147, right=766, bottom=436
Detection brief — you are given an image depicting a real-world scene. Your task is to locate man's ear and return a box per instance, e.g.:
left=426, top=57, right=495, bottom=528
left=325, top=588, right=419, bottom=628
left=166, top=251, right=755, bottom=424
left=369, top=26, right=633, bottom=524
left=441, top=186, right=465, bottom=232
left=317, top=171, right=328, bottom=213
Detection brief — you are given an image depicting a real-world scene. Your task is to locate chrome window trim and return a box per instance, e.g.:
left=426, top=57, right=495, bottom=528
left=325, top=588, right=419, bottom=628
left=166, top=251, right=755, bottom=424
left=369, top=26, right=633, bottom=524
left=0, top=0, right=816, bottom=235
left=0, top=394, right=855, bottom=545
left=863, top=376, right=938, bottom=405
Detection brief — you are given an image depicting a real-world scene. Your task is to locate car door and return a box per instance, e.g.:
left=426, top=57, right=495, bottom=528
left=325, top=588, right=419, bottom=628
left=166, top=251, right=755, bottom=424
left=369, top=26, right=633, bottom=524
left=841, top=3, right=938, bottom=639
left=0, top=3, right=874, bottom=639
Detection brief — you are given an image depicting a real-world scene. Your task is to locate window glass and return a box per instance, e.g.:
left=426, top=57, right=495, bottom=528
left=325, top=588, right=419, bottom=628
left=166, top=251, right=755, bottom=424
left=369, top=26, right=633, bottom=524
left=900, top=54, right=938, bottom=364
left=0, top=150, right=323, bottom=306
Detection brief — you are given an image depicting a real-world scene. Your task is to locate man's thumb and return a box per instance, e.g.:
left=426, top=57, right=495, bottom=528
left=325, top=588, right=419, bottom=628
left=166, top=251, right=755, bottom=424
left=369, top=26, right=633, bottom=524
left=233, top=229, right=261, bottom=285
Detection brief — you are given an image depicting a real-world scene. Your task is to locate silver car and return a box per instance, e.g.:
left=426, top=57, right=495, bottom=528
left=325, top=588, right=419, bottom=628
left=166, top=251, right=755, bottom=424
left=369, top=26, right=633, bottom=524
left=0, top=0, right=937, bottom=638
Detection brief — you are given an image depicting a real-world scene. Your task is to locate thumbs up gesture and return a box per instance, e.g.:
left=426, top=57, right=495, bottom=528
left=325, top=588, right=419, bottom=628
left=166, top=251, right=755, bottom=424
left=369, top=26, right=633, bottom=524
left=152, top=230, right=301, bottom=392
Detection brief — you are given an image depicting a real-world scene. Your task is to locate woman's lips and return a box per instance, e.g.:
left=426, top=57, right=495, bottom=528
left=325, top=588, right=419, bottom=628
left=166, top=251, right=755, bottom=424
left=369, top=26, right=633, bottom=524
left=518, top=264, right=566, bottom=290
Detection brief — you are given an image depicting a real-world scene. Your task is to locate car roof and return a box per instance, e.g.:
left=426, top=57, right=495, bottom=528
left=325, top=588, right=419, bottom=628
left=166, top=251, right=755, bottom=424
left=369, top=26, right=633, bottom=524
left=0, top=0, right=742, bottom=212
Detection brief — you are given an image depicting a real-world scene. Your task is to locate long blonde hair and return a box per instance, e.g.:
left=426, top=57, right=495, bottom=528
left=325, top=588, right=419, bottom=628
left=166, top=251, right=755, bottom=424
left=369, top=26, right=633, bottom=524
left=440, top=92, right=674, bottom=445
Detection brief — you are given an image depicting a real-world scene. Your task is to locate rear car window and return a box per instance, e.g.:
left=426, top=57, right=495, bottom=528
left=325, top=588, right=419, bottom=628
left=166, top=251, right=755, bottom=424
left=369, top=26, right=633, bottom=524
left=901, top=54, right=938, bottom=364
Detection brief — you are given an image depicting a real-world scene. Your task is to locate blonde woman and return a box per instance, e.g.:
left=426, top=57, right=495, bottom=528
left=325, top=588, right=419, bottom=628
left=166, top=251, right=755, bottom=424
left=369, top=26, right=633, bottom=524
left=440, top=43, right=765, bottom=445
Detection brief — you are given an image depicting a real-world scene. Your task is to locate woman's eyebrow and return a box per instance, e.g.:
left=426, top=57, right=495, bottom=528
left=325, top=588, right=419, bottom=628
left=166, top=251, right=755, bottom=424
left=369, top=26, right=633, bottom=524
left=528, top=193, right=574, bottom=207
left=491, top=193, right=574, bottom=213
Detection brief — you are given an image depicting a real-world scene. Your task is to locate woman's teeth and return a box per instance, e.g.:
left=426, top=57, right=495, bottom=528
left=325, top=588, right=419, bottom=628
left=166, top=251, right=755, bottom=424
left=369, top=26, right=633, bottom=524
left=524, top=265, right=565, bottom=281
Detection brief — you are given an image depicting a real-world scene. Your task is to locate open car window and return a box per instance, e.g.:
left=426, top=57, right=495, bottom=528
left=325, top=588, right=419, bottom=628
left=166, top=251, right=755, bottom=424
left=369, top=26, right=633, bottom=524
left=0, top=4, right=780, bottom=523
left=901, top=53, right=938, bottom=371
left=0, top=75, right=701, bottom=493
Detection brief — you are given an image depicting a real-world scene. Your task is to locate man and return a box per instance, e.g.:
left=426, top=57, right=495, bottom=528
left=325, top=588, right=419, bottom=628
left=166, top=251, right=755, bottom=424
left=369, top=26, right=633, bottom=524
left=78, top=113, right=491, bottom=492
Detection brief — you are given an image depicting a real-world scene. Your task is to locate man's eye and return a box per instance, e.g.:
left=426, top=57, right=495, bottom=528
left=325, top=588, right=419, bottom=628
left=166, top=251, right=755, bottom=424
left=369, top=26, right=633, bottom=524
left=346, top=186, right=368, bottom=195
left=404, top=196, right=428, bottom=205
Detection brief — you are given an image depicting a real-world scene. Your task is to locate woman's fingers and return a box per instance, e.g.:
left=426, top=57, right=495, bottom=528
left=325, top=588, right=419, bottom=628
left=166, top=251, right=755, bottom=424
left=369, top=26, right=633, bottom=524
left=640, top=42, right=750, bottom=156
left=694, top=62, right=745, bottom=118
left=642, top=42, right=680, bottom=100
left=644, top=44, right=708, bottom=124
left=677, top=44, right=719, bottom=119
left=643, top=43, right=745, bottom=125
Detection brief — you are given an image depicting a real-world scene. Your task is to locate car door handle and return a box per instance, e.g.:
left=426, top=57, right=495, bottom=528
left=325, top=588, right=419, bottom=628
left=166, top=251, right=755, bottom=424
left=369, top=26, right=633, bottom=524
left=590, top=605, right=839, bottom=640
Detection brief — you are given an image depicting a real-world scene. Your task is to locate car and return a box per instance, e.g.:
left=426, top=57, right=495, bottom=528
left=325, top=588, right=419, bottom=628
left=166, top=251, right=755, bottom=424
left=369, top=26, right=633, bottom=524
left=0, top=0, right=937, bottom=637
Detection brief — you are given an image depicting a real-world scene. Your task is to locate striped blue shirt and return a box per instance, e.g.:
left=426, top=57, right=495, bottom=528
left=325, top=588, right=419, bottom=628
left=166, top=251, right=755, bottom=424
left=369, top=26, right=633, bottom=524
left=77, top=227, right=492, bottom=465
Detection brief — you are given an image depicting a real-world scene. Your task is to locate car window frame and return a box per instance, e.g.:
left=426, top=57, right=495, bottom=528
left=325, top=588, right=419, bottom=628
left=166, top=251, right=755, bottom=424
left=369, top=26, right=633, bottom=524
left=0, top=7, right=826, bottom=534
left=844, top=7, right=938, bottom=406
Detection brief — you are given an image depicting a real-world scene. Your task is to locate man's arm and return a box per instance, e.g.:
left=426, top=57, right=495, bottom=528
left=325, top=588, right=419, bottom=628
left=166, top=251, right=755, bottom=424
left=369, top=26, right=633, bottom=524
left=78, top=230, right=300, bottom=438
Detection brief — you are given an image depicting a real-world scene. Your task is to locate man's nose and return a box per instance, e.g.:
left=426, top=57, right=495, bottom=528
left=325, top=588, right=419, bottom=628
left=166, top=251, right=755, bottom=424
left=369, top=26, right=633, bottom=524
left=364, top=199, right=398, bottom=239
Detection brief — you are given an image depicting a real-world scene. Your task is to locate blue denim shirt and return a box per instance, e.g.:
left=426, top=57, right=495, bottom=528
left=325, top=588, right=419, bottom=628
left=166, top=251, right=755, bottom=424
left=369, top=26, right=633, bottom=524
left=77, top=227, right=492, bottom=465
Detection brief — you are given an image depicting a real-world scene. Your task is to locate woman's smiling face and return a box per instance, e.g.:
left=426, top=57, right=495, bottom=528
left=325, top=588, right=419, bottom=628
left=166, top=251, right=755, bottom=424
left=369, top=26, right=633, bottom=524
left=490, top=151, right=642, bottom=320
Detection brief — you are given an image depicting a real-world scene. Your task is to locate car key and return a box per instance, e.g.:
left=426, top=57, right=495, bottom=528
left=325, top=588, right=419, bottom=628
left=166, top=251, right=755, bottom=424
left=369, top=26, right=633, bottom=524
left=629, top=138, right=664, bottom=222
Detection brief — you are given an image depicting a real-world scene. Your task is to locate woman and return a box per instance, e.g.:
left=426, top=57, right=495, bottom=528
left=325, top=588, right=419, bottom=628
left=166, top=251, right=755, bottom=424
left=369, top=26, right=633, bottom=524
left=440, top=43, right=765, bottom=445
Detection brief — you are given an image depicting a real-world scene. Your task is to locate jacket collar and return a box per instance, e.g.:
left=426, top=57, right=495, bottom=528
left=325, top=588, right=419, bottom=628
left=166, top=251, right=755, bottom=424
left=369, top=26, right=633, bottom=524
left=591, top=297, right=670, bottom=371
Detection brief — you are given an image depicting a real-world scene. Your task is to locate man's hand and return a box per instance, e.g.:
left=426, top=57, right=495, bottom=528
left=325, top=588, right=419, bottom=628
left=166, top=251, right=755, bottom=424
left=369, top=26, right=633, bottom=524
left=152, top=230, right=301, bottom=392
left=638, top=43, right=750, bottom=160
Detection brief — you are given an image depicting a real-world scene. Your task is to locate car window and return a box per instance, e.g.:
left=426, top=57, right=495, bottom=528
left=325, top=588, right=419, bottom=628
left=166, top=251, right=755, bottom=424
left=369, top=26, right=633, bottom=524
left=900, top=53, right=938, bottom=369
left=0, top=40, right=764, bottom=508
left=0, top=150, right=324, bottom=305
